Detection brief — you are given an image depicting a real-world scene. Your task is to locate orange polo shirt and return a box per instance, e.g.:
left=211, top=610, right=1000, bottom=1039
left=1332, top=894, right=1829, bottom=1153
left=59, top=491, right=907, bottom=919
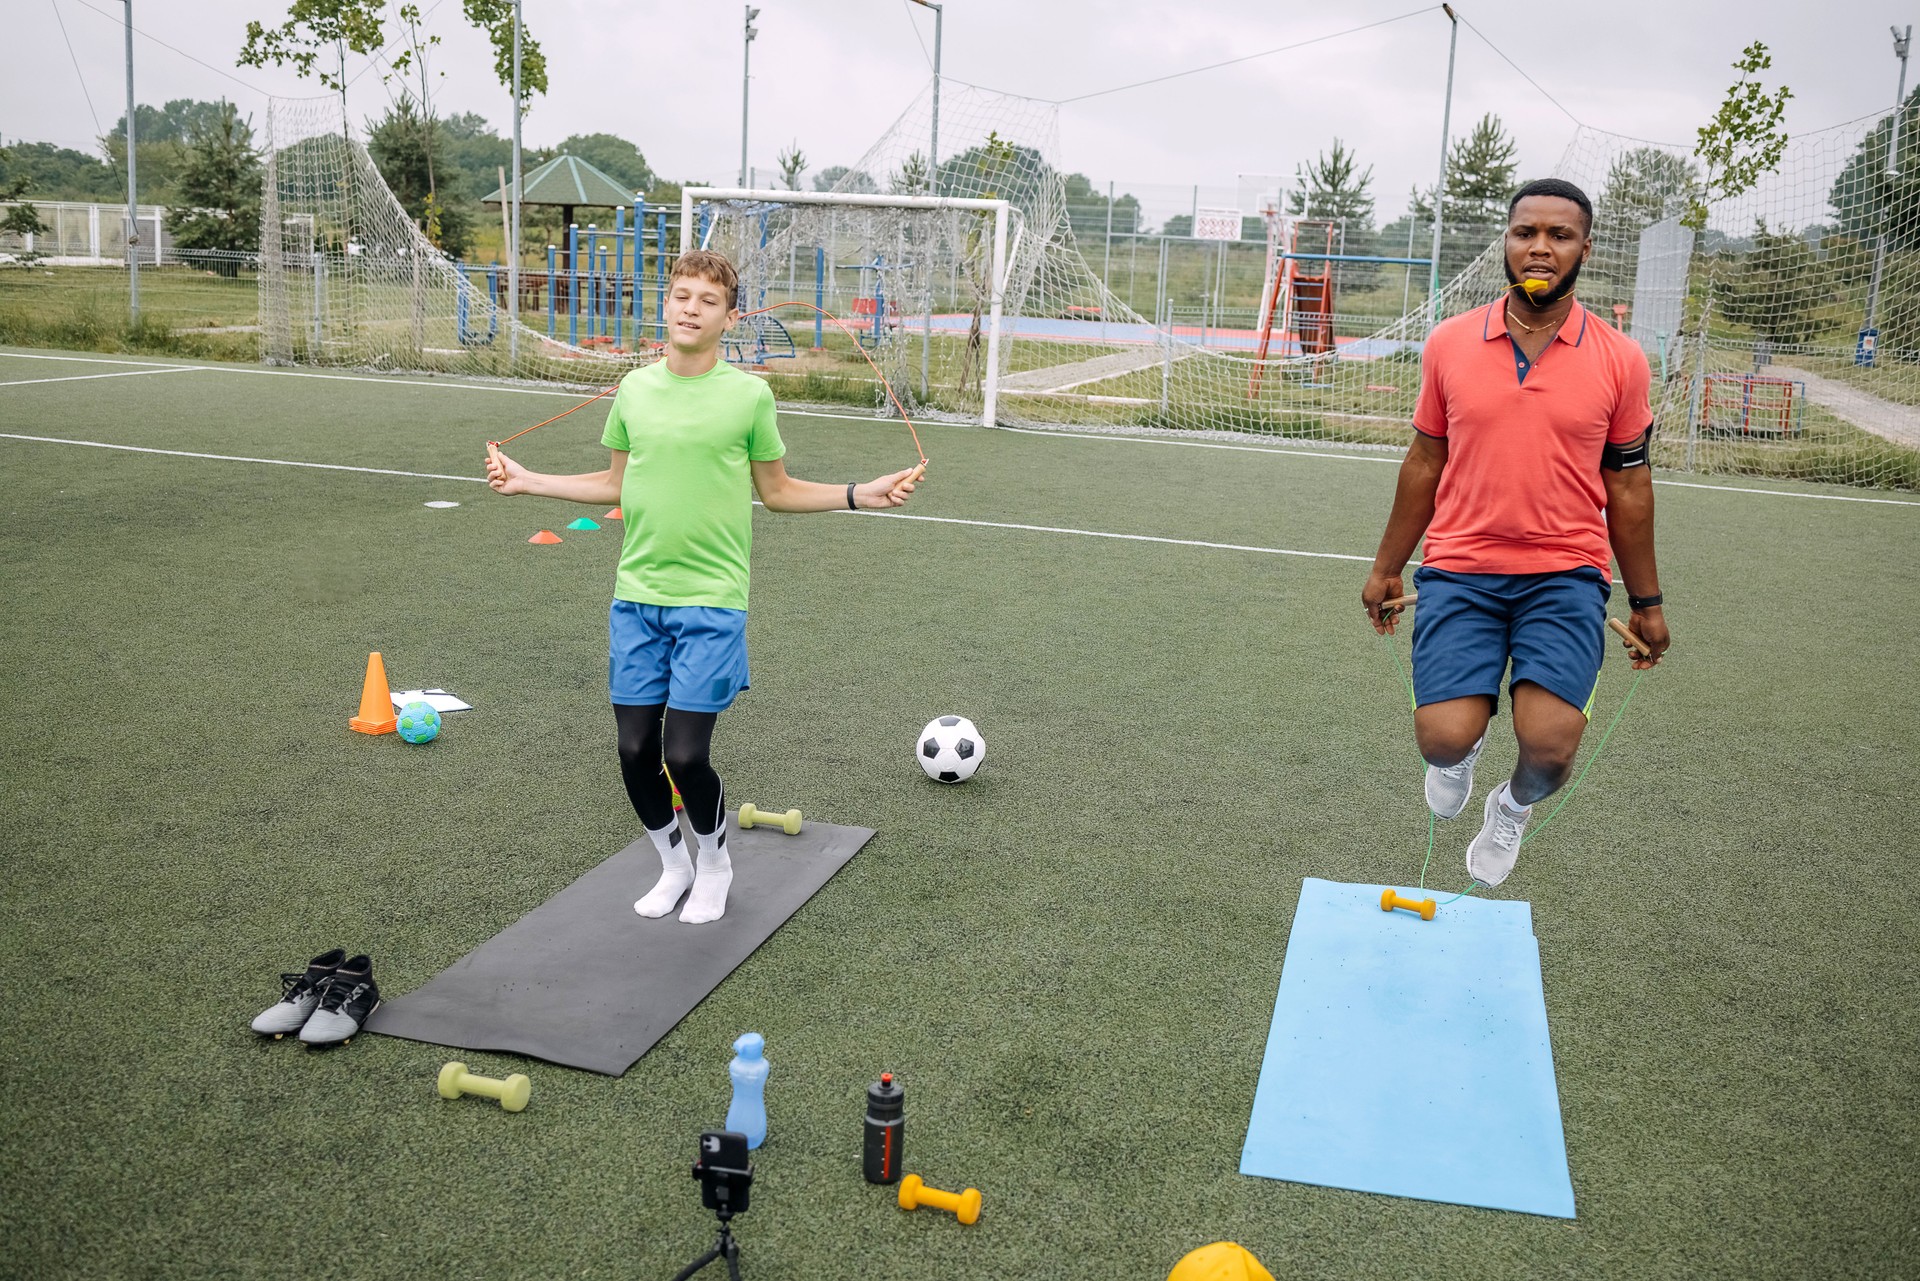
left=1412, top=298, right=1652, bottom=579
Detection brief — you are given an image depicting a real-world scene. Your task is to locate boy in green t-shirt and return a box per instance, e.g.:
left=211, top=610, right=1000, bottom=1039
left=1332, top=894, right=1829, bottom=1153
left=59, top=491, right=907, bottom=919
left=486, top=250, right=921, bottom=923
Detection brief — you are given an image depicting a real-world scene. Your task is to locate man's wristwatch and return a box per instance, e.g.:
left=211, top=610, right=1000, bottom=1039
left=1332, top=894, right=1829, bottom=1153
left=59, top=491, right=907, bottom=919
left=1628, top=592, right=1664, bottom=610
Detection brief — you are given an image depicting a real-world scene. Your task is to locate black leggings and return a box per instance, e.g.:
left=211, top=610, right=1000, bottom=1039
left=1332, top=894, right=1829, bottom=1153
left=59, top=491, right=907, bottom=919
left=613, top=703, right=724, bottom=835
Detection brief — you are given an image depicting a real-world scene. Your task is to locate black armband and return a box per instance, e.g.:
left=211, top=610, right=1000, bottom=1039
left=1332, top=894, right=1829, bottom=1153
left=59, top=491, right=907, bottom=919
left=1601, top=427, right=1652, bottom=471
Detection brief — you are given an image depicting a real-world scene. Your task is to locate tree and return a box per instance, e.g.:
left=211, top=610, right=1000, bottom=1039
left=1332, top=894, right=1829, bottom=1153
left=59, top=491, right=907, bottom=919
left=239, top=0, right=390, bottom=123
left=1061, top=173, right=1143, bottom=241
left=0, top=146, right=50, bottom=260
left=776, top=142, right=806, bottom=191
left=1712, top=219, right=1829, bottom=345
left=1288, top=138, right=1375, bottom=231
left=812, top=165, right=876, bottom=194
left=539, top=132, right=653, bottom=195
left=438, top=111, right=511, bottom=200
left=1, top=141, right=119, bottom=201
left=1830, top=84, right=1920, bottom=253
left=1595, top=146, right=1699, bottom=240
left=889, top=151, right=930, bottom=196
left=1443, top=113, right=1519, bottom=227
left=1162, top=213, right=1193, bottom=237
left=367, top=96, right=472, bottom=255
left=166, top=101, right=263, bottom=265
left=108, top=99, right=230, bottom=147
left=459, top=0, right=548, bottom=114
left=1686, top=41, right=1792, bottom=231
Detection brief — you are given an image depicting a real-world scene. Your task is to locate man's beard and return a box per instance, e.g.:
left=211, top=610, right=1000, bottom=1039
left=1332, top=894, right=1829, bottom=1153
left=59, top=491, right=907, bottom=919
left=1504, top=256, right=1583, bottom=307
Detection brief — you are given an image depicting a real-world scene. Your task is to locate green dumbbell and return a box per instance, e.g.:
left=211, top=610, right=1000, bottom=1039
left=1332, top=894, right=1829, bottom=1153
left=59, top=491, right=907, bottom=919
left=738, top=803, right=803, bottom=834
left=437, top=1061, right=531, bottom=1113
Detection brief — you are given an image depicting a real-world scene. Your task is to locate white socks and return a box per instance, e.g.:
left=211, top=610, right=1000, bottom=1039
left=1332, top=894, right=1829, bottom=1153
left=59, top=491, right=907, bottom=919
left=633, top=822, right=693, bottom=917
left=679, top=822, right=733, bottom=925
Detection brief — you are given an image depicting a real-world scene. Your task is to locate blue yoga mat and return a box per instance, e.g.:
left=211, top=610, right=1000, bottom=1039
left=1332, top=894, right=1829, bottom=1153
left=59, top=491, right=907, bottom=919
left=1239, top=877, right=1575, bottom=1218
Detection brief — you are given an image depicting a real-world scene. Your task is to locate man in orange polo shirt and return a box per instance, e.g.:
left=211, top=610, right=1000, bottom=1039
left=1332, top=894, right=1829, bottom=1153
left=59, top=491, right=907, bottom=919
left=1361, top=178, right=1671, bottom=889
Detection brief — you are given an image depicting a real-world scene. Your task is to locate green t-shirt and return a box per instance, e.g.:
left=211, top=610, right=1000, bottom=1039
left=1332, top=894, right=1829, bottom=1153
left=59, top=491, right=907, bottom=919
left=599, top=359, right=786, bottom=610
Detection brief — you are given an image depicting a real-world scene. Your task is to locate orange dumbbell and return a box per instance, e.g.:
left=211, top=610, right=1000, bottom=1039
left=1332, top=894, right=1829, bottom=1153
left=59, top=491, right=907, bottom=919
left=898, top=1173, right=981, bottom=1225
left=1380, top=888, right=1437, bottom=921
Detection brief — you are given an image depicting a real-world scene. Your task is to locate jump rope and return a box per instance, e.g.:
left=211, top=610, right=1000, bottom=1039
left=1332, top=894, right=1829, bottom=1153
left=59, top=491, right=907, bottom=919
left=1374, top=598, right=1654, bottom=907
left=488, top=280, right=1651, bottom=905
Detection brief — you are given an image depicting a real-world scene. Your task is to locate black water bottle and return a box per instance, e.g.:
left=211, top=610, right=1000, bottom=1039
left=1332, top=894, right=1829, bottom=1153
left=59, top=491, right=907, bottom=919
left=863, top=1072, right=905, bottom=1184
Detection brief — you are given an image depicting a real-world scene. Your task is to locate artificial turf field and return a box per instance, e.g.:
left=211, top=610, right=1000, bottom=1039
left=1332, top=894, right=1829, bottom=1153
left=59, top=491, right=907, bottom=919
left=2, top=345, right=1917, bottom=1280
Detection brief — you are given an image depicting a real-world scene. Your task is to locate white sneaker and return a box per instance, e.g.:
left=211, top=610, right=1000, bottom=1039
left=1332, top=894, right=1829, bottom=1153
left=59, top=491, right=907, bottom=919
left=250, top=948, right=346, bottom=1039
left=1466, top=782, right=1532, bottom=888
left=1424, top=734, right=1485, bottom=819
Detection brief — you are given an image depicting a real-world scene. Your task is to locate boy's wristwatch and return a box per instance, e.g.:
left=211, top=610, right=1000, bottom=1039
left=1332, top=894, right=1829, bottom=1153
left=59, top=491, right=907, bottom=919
left=846, top=482, right=858, bottom=510
left=1628, top=592, right=1663, bottom=610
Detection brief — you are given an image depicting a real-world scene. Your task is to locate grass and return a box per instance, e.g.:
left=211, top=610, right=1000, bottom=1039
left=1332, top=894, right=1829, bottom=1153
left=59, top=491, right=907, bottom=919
left=2, top=346, right=1918, bottom=1279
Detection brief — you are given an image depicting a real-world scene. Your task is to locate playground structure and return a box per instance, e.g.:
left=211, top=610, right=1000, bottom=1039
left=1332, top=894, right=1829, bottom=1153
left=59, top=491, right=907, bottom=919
left=1699, top=372, right=1806, bottom=438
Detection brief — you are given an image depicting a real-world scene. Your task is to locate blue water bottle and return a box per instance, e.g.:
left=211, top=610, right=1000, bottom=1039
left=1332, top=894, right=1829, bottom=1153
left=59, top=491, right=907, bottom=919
left=726, top=1032, right=768, bottom=1150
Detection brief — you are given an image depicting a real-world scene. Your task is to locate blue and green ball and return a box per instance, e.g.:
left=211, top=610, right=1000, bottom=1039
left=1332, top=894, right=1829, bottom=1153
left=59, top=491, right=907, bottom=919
left=396, top=701, right=441, bottom=744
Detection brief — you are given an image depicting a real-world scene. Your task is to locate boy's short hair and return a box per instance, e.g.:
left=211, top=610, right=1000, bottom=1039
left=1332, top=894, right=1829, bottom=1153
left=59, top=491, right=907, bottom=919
left=1508, top=178, right=1593, bottom=235
left=669, top=249, right=739, bottom=310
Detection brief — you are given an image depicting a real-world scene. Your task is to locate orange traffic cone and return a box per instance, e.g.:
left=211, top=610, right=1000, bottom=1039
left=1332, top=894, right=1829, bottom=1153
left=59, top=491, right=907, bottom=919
left=528, top=529, right=563, bottom=544
left=350, top=652, right=398, bottom=734
left=605, top=507, right=623, bottom=520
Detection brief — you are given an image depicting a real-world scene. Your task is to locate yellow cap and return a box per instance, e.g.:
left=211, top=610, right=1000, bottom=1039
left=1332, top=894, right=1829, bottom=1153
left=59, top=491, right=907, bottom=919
left=1167, top=1242, right=1275, bottom=1281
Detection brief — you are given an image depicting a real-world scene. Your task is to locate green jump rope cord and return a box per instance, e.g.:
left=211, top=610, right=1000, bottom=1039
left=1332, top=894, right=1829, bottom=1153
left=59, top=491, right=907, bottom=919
left=1377, top=629, right=1649, bottom=902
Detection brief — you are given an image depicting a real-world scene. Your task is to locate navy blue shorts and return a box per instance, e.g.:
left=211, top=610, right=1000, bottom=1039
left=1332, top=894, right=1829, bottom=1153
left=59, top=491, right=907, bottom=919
left=609, top=602, right=750, bottom=712
left=1410, top=566, right=1609, bottom=717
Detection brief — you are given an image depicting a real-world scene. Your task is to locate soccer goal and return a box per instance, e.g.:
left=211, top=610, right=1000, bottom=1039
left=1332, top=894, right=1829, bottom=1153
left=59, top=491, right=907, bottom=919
left=681, top=188, right=1013, bottom=427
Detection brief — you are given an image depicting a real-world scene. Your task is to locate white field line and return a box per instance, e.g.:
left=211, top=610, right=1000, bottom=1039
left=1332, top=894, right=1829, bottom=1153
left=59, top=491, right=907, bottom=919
left=0, top=366, right=197, bottom=389
left=0, top=433, right=487, bottom=483
left=4, top=350, right=1917, bottom=508
left=0, top=430, right=1368, bottom=561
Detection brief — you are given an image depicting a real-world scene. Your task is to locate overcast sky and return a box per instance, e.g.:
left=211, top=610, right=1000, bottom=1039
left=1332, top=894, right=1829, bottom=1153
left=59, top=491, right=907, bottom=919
left=6, top=0, right=1911, bottom=223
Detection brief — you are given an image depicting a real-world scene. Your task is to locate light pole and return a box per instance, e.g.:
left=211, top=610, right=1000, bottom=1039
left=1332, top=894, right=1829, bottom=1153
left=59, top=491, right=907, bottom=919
left=740, top=6, right=759, bottom=188
left=1427, top=3, right=1458, bottom=330
left=908, top=0, right=942, bottom=191
left=907, top=0, right=943, bottom=401
left=124, top=0, right=137, bottom=320
left=509, top=0, right=522, bottom=361
left=1862, top=24, right=1912, bottom=366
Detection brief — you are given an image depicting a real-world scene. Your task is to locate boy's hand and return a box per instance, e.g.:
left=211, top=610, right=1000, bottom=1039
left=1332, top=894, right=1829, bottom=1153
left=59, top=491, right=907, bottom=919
left=486, top=443, right=530, bottom=495
left=855, top=462, right=924, bottom=510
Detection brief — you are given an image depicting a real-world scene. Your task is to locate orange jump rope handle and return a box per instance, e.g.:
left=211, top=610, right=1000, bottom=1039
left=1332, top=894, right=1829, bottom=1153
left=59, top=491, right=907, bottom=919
left=1380, top=888, right=1437, bottom=921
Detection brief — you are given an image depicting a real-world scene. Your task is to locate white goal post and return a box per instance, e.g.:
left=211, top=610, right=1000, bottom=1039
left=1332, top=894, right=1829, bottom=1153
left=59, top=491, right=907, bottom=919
left=681, top=187, right=1012, bottom=426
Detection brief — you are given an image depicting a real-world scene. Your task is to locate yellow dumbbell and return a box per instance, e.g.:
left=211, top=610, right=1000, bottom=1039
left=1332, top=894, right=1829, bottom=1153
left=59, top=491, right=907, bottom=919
left=437, top=1061, right=532, bottom=1112
left=898, top=1173, right=981, bottom=1225
left=1380, top=888, right=1437, bottom=921
left=738, top=803, right=803, bottom=834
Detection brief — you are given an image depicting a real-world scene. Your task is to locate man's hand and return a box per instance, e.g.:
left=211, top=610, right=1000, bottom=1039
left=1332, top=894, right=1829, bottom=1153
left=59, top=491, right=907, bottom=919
left=486, top=444, right=530, bottom=495
left=855, top=462, right=925, bottom=510
left=1362, top=569, right=1407, bottom=635
left=1625, top=606, right=1670, bottom=670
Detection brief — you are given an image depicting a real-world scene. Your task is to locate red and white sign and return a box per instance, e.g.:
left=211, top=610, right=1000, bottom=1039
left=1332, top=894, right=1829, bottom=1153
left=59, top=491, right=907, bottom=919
left=1193, top=207, right=1243, bottom=241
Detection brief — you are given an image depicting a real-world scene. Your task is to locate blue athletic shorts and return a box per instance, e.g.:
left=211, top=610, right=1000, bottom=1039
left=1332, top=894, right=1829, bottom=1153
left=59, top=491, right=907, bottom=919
left=1410, top=566, right=1609, bottom=717
left=609, top=601, right=750, bottom=712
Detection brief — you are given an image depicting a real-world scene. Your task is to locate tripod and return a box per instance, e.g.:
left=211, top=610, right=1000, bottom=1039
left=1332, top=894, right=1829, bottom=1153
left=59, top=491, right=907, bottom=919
left=670, top=1208, right=742, bottom=1281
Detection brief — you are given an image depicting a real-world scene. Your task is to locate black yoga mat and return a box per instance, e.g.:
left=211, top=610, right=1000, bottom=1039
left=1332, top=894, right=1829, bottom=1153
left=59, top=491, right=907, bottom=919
left=365, top=820, right=874, bottom=1075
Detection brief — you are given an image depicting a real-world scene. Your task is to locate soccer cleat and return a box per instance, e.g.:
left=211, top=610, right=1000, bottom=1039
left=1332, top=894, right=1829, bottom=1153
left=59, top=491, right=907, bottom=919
left=1466, top=783, right=1533, bottom=889
left=298, top=955, right=380, bottom=1046
left=1424, top=734, right=1486, bottom=819
left=250, top=948, right=347, bottom=1039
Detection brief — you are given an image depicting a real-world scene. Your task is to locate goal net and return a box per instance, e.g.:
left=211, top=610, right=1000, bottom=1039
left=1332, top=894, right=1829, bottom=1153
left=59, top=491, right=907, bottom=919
left=680, top=188, right=1012, bottom=424
left=259, top=82, right=1920, bottom=491
left=259, top=94, right=643, bottom=388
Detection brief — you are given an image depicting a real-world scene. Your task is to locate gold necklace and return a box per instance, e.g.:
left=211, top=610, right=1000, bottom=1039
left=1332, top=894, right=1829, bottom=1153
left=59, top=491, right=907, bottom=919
left=1507, top=301, right=1561, bottom=335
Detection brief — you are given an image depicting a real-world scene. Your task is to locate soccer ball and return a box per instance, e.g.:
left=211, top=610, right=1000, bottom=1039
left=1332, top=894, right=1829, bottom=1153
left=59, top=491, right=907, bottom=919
left=917, top=715, right=984, bottom=783
left=396, top=701, right=441, bottom=744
